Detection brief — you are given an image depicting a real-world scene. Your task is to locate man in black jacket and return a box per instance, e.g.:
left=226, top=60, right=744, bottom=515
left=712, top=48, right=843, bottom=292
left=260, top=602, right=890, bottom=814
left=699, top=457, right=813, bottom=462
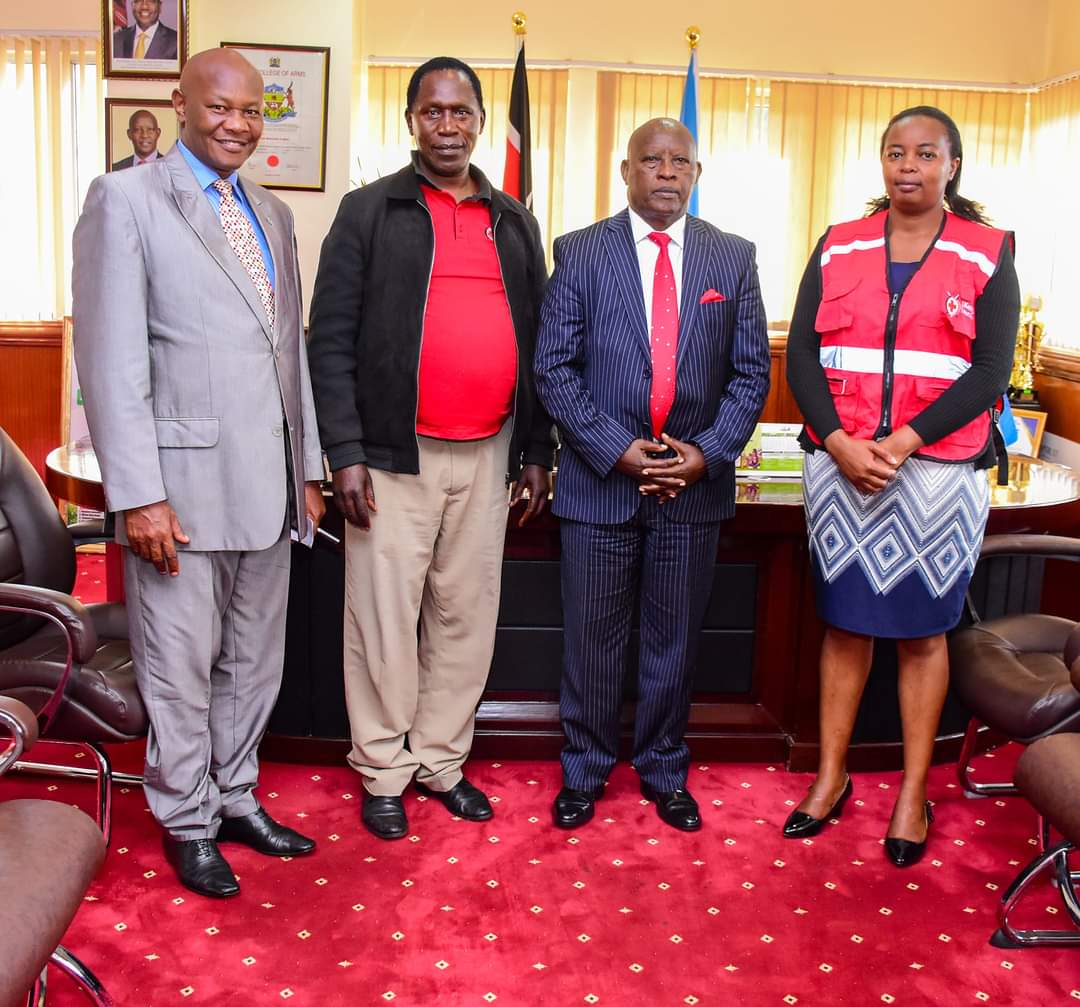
left=308, top=57, right=555, bottom=841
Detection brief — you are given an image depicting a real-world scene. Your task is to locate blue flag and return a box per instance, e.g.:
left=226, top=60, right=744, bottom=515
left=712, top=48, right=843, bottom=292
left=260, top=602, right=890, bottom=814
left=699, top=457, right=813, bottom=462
left=680, top=49, right=700, bottom=216
left=997, top=396, right=1019, bottom=447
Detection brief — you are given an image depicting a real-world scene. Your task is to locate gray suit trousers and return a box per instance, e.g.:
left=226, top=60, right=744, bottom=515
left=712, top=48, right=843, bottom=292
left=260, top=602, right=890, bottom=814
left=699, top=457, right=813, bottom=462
left=124, top=531, right=291, bottom=838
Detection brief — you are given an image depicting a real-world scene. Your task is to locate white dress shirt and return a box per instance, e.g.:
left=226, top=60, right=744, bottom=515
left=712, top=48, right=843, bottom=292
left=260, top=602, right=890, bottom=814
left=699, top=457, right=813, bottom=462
left=628, top=207, right=686, bottom=325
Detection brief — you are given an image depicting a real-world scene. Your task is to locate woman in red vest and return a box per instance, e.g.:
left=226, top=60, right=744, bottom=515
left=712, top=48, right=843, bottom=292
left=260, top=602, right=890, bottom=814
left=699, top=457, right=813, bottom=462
left=782, top=106, right=1020, bottom=866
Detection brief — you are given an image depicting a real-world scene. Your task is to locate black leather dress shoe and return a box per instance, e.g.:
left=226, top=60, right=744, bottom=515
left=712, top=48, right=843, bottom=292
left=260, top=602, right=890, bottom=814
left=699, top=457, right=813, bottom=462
left=782, top=775, right=853, bottom=839
left=362, top=793, right=408, bottom=840
left=218, top=807, right=315, bottom=856
left=416, top=778, right=493, bottom=821
left=163, top=837, right=239, bottom=898
left=640, top=782, right=702, bottom=832
left=552, top=786, right=602, bottom=829
left=885, top=801, right=934, bottom=868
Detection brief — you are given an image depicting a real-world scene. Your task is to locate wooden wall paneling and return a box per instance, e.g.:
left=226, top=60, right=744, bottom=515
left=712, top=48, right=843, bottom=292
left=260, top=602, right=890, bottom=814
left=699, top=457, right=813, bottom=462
left=1035, top=345, right=1080, bottom=444
left=0, top=322, right=64, bottom=479
left=761, top=332, right=802, bottom=423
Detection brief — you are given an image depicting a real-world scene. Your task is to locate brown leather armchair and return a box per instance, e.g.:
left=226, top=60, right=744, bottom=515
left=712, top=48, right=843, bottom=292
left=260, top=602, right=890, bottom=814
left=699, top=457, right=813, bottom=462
left=948, top=534, right=1080, bottom=798
left=0, top=695, right=112, bottom=1007
left=0, top=425, right=146, bottom=844
left=992, top=726, right=1080, bottom=948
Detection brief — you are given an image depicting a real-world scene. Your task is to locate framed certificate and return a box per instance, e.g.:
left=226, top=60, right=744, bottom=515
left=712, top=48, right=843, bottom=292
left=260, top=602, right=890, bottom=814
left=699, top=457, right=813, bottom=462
left=102, top=0, right=188, bottom=80
left=221, top=42, right=331, bottom=192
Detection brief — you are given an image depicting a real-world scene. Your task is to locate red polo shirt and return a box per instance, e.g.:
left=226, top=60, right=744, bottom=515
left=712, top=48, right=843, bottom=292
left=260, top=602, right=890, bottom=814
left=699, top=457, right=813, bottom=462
left=415, top=182, right=518, bottom=440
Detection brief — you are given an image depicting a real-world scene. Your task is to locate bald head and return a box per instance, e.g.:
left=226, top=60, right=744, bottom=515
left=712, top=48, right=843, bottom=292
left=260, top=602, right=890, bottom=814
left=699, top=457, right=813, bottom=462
left=178, top=47, right=263, bottom=97
left=621, top=117, right=701, bottom=231
left=172, top=48, right=265, bottom=177
left=628, top=117, right=696, bottom=160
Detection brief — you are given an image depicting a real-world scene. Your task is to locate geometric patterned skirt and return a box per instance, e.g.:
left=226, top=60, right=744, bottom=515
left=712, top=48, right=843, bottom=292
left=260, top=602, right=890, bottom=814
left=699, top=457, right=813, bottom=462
left=803, top=450, right=989, bottom=639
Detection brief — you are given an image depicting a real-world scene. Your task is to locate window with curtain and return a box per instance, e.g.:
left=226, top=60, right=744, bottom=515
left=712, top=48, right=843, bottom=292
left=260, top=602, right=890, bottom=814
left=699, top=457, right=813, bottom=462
left=364, top=65, right=569, bottom=259
left=766, top=82, right=1030, bottom=321
left=0, top=36, right=101, bottom=321
left=595, top=73, right=793, bottom=318
left=1029, top=77, right=1080, bottom=348
left=597, top=70, right=1032, bottom=323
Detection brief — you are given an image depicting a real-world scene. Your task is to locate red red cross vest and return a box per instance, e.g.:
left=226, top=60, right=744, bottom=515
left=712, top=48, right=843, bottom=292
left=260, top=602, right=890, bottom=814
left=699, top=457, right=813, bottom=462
left=805, top=210, right=1011, bottom=463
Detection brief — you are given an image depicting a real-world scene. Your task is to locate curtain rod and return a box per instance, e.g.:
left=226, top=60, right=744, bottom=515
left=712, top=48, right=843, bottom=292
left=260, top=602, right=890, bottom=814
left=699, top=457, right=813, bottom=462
left=0, top=29, right=99, bottom=38
left=369, top=55, right=1080, bottom=94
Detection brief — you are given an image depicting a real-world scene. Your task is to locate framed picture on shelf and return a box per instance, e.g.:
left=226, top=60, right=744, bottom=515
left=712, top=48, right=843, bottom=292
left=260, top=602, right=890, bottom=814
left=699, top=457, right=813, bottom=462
left=105, top=97, right=178, bottom=172
left=102, top=0, right=188, bottom=80
left=220, top=41, right=331, bottom=191
left=1011, top=408, right=1048, bottom=458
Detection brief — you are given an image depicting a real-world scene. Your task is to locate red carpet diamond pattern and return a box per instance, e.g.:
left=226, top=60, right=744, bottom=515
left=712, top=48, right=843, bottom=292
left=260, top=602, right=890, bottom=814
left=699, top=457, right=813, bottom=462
left=4, top=745, right=1077, bottom=1005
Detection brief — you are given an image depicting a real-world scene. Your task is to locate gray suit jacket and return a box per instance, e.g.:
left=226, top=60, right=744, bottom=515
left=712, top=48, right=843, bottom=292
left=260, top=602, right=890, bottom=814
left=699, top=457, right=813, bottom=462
left=72, top=143, right=323, bottom=551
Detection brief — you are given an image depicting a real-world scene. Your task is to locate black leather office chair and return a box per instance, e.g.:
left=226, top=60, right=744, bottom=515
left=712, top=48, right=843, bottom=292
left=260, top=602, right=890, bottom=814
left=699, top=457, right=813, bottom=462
left=948, top=534, right=1080, bottom=798
left=0, top=425, right=146, bottom=845
left=0, top=695, right=112, bottom=1006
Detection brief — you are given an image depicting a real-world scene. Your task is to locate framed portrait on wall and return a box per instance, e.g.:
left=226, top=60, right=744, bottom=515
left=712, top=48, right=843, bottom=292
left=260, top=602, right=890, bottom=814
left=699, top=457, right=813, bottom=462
left=221, top=42, right=331, bottom=191
left=105, top=98, right=178, bottom=172
left=102, top=0, right=188, bottom=80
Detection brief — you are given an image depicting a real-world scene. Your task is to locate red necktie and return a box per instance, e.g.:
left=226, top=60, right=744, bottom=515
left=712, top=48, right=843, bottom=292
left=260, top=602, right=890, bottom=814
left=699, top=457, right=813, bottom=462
left=648, top=231, right=678, bottom=437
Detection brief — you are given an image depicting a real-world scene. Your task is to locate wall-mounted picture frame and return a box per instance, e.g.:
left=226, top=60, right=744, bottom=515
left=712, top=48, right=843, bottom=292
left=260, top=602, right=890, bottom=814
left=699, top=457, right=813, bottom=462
left=102, top=0, right=188, bottom=80
left=1011, top=407, right=1048, bottom=458
left=105, top=97, right=178, bottom=172
left=221, top=41, right=331, bottom=191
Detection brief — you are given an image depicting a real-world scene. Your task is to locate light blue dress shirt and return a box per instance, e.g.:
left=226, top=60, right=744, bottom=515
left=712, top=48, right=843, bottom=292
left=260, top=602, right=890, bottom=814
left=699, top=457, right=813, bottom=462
left=177, top=138, right=275, bottom=288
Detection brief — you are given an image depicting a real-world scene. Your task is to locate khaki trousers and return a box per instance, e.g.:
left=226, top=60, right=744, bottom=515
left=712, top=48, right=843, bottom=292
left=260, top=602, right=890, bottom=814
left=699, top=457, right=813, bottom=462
left=343, top=424, right=511, bottom=795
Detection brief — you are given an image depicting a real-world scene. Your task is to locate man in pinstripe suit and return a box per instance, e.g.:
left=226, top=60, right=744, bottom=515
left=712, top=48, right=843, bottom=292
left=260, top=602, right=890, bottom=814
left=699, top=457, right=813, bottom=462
left=535, top=118, right=771, bottom=831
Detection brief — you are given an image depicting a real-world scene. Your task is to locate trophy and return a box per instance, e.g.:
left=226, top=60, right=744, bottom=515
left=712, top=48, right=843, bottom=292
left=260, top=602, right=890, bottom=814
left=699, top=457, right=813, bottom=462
left=1008, top=294, right=1044, bottom=408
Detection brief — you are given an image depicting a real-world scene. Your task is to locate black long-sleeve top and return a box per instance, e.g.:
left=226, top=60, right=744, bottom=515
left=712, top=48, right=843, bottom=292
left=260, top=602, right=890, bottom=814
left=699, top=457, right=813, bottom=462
left=786, top=230, right=1021, bottom=469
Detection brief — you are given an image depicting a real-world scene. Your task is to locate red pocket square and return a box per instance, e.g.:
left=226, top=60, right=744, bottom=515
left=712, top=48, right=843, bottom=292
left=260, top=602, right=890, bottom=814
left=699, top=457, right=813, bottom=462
left=699, top=289, right=726, bottom=304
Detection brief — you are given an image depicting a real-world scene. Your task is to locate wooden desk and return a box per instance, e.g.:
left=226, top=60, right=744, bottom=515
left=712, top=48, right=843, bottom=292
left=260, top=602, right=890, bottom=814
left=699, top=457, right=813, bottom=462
left=43, top=444, right=122, bottom=601
left=268, top=458, right=1080, bottom=769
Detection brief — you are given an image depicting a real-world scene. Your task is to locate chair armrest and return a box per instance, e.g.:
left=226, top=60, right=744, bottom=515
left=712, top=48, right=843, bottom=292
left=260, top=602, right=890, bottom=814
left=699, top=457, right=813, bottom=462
left=0, top=583, right=98, bottom=735
left=978, top=534, right=1080, bottom=562
left=0, top=696, right=38, bottom=775
left=0, top=583, right=98, bottom=664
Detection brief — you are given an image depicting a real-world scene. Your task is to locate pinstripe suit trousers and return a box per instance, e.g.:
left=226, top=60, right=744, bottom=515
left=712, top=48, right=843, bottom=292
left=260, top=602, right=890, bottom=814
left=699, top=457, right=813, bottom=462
left=559, top=499, right=720, bottom=792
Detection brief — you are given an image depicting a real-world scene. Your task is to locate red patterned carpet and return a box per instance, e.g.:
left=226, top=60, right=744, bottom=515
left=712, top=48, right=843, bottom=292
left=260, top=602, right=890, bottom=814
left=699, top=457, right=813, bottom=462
left=14, top=556, right=1068, bottom=1002
left=5, top=745, right=1077, bottom=1005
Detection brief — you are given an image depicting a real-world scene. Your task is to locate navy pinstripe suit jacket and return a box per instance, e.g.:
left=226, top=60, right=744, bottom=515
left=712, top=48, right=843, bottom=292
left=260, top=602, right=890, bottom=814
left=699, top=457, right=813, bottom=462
left=535, top=209, right=771, bottom=525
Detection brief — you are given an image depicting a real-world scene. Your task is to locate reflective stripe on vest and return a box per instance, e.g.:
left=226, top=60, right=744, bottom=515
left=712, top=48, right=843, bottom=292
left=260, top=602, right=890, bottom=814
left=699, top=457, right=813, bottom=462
left=819, top=346, right=972, bottom=381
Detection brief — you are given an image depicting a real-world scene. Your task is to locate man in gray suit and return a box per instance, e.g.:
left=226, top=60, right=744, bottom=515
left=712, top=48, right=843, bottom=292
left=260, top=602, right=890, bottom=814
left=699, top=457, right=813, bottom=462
left=72, top=48, right=324, bottom=898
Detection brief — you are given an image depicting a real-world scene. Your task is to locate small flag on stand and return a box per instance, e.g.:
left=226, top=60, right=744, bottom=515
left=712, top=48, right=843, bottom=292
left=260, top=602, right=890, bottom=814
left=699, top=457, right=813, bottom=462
left=679, top=26, right=701, bottom=216
left=503, top=12, right=533, bottom=210
left=113, top=0, right=129, bottom=29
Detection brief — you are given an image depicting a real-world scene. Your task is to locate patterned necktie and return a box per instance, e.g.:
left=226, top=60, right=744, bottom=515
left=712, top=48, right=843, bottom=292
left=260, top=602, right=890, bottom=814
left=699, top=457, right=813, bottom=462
left=134, top=32, right=147, bottom=58
left=211, top=179, right=275, bottom=329
left=647, top=231, right=679, bottom=437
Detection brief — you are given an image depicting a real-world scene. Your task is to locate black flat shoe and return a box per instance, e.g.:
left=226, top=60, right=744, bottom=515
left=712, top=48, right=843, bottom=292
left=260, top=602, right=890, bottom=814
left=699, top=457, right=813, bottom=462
left=552, top=786, right=602, bottom=829
left=163, top=837, right=239, bottom=898
left=782, top=775, right=853, bottom=839
left=640, top=782, right=702, bottom=832
left=218, top=806, right=315, bottom=856
left=416, top=778, right=493, bottom=821
left=885, top=801, right=934, bottom=868
left=361, top=793, right=408, bottom=840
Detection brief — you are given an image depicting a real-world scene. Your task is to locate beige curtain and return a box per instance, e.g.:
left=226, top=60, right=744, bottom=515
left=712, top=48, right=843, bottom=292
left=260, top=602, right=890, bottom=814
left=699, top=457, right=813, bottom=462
left=0, top=36, right=101, bottom=320
left=364, top=65, right=568, bottom=259
left=1029, top=77, right=1080, bottom=347
left=596, top=71, right=1030, bottom=321
left=768, top=82, right=1029, bottom=321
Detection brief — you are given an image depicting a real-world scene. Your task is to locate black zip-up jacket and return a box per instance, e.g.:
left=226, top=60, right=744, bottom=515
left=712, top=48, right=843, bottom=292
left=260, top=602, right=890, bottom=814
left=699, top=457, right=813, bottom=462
left=307, top=158, right=556, bottom=480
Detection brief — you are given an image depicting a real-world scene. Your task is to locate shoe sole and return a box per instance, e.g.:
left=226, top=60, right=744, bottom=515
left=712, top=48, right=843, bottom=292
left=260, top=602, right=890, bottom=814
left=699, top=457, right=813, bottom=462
left=215, top=839, right=316, bottom=857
